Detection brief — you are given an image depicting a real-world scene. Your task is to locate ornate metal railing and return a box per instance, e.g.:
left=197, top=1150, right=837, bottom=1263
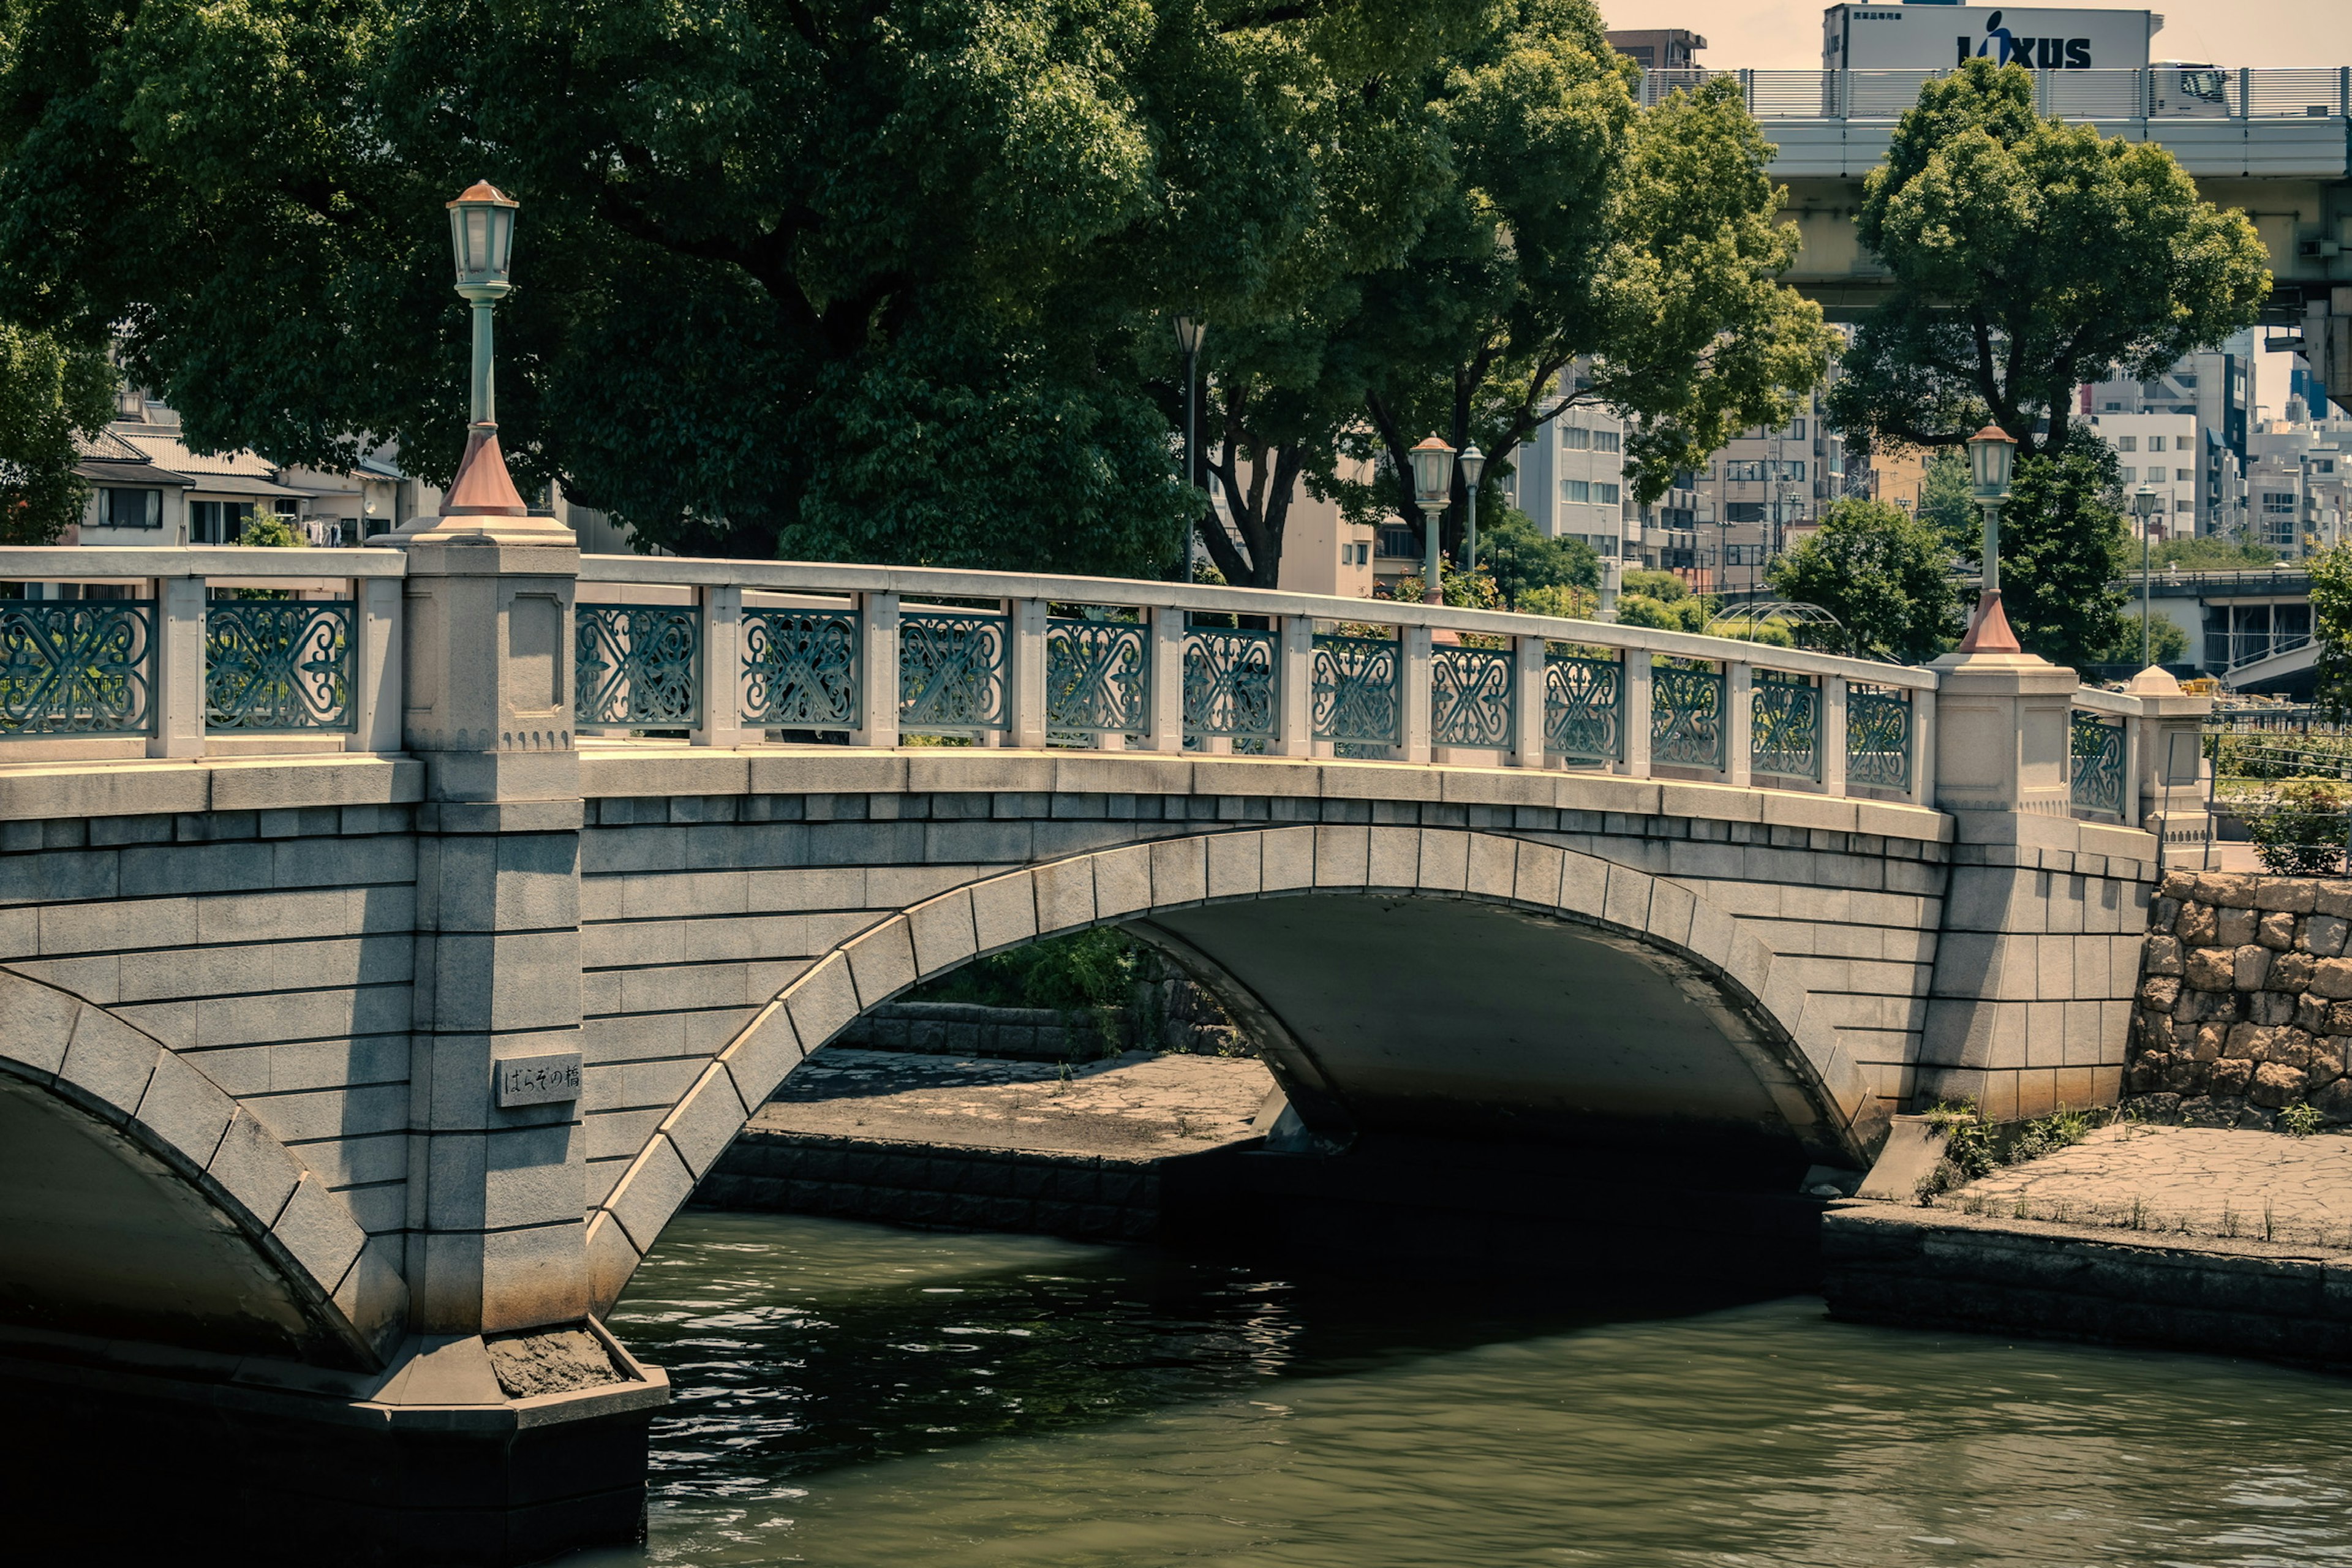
left=742, top=608, right=860, bottom=732
left=1183, top=624, right=1279, bottom=743
left=1047, top=613, right=1147, bottom=737
left=901, top=609, right=1008, bottom=734
left=205, top=600, right=353, bottom=731
left=1432, top=645, right=1513, bottom=752
left=2071, top=711, right=2128, bottom=818
left=0, top=598, right=155, bottom=736
left=1750, top=669, right=1819, bottom=781
left=1312, top=632, right=1401, bottom=750
left=1846, top=684, right=1913, bottom=792
left=1651, top=664, right=1726, bottom=771
left=1544, top=652, right=1622, bottom=765
left=577, top=604, right=700, bottom=728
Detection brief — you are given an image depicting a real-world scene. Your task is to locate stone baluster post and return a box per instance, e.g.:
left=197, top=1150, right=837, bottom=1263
left=1008, top=597, right=1050, bottom=750
left=1820, top=674, right=1847, bottom=798
left=1621, top=651, right=1653, bottom=780
left=855, top=590, right=899, bottom=748
left=353, top=573, right=405, bottom=754
left=148, top=574, right=207, bottom=760
left=2122, top=665, right=2216, bottom=857
left=1146, top=605, right=1186, bottom=754
left=1275, top=615, right=1313, bottom=758
left=1400, top=624, right=1433, bottom=764
left=1511, top=635, right=1547, bottom=769
left=1724, top=662, right=1753, bottom=788
left=693, top=584, right=744, bottom=749
left=394, top=535, right=591, bottom=1337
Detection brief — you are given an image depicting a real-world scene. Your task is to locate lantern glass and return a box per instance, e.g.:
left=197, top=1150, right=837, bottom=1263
left=447, top=182, right=519, bottom=287
left=2134, top=485, right=2158, bottom=518
left=1458, top=443, right=1487, bottom=488
left=1173, top=315, right=1204, bottom=358
left=1408, top=436, right=1455, bottom=510
left=1966, top=424, right=2015, bottom=497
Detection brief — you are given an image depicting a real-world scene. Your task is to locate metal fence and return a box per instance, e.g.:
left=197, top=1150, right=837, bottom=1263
left=1635, top=66, right=2352, bottom=121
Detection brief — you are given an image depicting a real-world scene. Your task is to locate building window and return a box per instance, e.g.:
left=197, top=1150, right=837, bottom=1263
left=2119, top=467, right=2136, bottom=483
left=1593, top=430, right=1621, bottom=453
left=2148, top=435, right=2166, bottom=453
left=100, top=488, right=162, bottom=529
left=2177, top=468, right=2194, bottom=481
left=2116, top=435, right=2136, bottom=452
left=188, top=500, right=254, bottom=543
left=1376, top=525, right=1418, bottom=559
left=1561, top=479, right=1591, bottom=503
left=1561, top=427, right=1591, bottom=450
left=1594, top=482, right=1621, bottom=504
left=2263, top=492, right=2297, bottom=514
left=1724, top=460, right=1763, bottom=483
left=1725, top=502, right=1768, bottom=524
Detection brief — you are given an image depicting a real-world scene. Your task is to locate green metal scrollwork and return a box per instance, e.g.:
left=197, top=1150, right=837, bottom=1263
left=1182, top=627, right=1278, bottom=743
left=205, top=600, right=353, bottom=732
left=1047, top=616, right=1147, bottom=737
left=0, top=598, right=154, bottom=737
left=1845, top=685, right=1912, bottom=791
left=900, top=611, right=1008, bottom=734
left=1651, top=663, right=1725, bottom=770
left=1312, top=632, right=1400, bottom=750
left=2071, top=710, right=2127, bottom=818
left=1432, top=646, right=1513, bottom=750
left=1543, top=653, right=1621, bottom=764
left=742, top=609, right=859, bottom=731
left=1750, top=670, right=1820, bottom=781
left=577, top=605, right=701, bottom=728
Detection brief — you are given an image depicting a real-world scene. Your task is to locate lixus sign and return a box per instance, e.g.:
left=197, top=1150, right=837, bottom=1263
left=1822, top=6, right=2163, bottom=72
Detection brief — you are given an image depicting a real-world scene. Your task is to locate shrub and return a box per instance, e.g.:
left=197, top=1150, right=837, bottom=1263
left=2247, top=778, right=2350, bottom=876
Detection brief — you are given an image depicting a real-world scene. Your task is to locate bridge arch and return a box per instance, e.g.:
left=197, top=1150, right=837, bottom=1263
left=0, top=968, right=405, bottom=1370
left=585, top=826, right=1891, bottom=1311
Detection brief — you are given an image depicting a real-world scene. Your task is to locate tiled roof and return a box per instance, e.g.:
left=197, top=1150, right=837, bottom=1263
left=122, top=431, right=280, bottom=479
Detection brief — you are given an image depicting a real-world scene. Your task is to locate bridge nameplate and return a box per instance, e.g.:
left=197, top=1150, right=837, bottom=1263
left=496, top=1051, right=584, bottom=1107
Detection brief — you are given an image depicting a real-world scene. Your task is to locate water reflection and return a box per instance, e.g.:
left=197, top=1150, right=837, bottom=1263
left=589, top=1209, right=2352, bottom=1567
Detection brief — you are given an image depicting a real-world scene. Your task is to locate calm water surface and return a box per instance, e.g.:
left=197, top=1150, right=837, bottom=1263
left=586, top=1208, right=2352, bottom=1567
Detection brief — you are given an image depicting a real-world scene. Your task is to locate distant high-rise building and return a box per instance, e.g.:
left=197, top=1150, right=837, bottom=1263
left=2083, top=329, right=2252, bottom=533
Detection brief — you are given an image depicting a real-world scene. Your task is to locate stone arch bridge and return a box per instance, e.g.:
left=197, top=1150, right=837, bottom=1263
left=0, top=542, right=2207, bottom=1562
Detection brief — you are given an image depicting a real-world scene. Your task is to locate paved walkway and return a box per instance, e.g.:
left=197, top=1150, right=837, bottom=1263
left=750, top=1047, right=1279, bottom=1159
left=1937, top=1123, right=2352, bottom=1248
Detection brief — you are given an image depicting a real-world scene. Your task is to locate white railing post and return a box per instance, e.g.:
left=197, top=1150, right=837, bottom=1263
left=1821, top=673, right=1847, bottom=798
left=1621, top=651, right=1653, bottom=780
left=1146, top=606, right=1185, bottom=753
left=2237, top=67, right=2252, bottom=121
left=353, top=574, right=404, bottom=754
left=1008, top=597, right=1049, bottom=749
left=1724, top=660, right=1753, bottom=788
left=1400, top=624, right=1433, bottom=764
left=854, top=590, right=899, bottom=748
left=693, top=583, right=744, bottom=748
left=1511, top=635, right=1546, bottom=769
left=2124, top=710, right=2143, bottom=828
left=1275, top=615, right=1313, bottom=758
left=1909, top=685, right=1936, bottom=808
left=148, top=575, right=206, bottom=759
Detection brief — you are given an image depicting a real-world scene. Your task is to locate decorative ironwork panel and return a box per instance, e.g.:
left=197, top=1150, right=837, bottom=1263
left=742, top=609, right=860, bottom=731
left=1846, top=685, right=1913, bottom=791
left=1544, top=654, right=1622, bottom=764
left=1312, top=633, right=1400, bottom=748
left=900, top=611, right=1008, bottom=732
left=2072, top=710, right=2127, bottom=818
left=1047, top=617, right=1147, bottom=736
left=1750, top=669, right=1820, bottom=780
left=0, top=598, right=154, bottom=737
left=576, top=605, right=701, bottom=727
left=1651, top=663, right=1726, bottom=770
left=205, top=600, right=354, bottom=732
left=1183, top=627, right=1278, bottom=741
left=1432, top=646, right=1514, bottom=750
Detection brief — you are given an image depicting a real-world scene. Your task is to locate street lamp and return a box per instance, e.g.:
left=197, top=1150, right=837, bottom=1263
left=1408, top=435, right=1457, bottom=605
left=1459, top=444, right=1486, bottom=574
left=1174, top=316, right=1205, bottom=579
left=390, top=179, right=552, bottom=537
left=1956, top=423, right=2019, bottom=654
left=2133, top=484, right=2160, bottom=668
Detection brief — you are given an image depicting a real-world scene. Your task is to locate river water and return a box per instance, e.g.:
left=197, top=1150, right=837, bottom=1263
left=586, top=1208, right=2352, bottom=1567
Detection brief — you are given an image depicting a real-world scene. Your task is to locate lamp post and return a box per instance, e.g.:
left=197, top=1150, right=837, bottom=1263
left=2133, top=483, right=2158, bottom=667
left=1408, top=435, right=1457, bottom=605
left=1174, top=316, right=1205, bottom=580
left=1956, top=423, right=2020, bottom=653
left=391, top=180, right=564, bottom=540
left=1459, top=444, right=1486, bottom=574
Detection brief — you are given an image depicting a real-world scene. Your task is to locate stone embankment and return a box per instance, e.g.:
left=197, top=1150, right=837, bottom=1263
left=2127, top=871, right=2352, bottom=1127
left=835, top=995, right=1246, bottom=1063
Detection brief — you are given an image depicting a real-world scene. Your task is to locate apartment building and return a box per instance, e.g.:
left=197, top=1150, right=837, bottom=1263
left=2082, top=333, right=2252, bottom=532
left=2087, top=412, right=2201, bottom=540
left=2243, top=414, right=2352, bottom=554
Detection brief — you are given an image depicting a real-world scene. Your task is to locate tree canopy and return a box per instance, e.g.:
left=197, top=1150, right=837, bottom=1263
left=1826, top=60, right=2269, bottom=461
left=1951, top=426, right=2129, bottom=670
left=0, top=324, right=112, bottom=543
left=1765, top=498, right=1958, bottom=663
left=0, top=0, right=1497, bottom=567
left=1479, top=508, right=1597, bottom=609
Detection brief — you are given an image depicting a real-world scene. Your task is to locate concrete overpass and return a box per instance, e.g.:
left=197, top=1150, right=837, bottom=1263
left=0, top=543, right=2209, bottom=1562
left=1646, top=67, right=2352, bottom=322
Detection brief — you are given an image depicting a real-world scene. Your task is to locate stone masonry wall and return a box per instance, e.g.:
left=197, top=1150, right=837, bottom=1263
left=2127, top=870, right=2352, bottom=1128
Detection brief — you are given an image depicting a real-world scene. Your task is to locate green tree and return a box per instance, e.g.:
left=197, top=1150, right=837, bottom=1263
left=1954, top=427, right=2128, bottom=669
left=2309, top=545, right=2352, bottom=718
left=1917, top=450, right=1978, bottom=555
left=0, top=324, right=113, bottom=543
left=1195, top=1, right=1830, bottom=585
left=1828, top=61, right=2269, bottom=460
left=0, top=0, right=1488, bottom=568
left=1612, top=570, right=1710, bottom=632
left=1479, top=508, right=1597, bottom=608
left=2089, top=611, right=2187, bottom=667
left=1764, top=497, right=1958, bottom=662
left=2148, top=536, right=2278, bottom=571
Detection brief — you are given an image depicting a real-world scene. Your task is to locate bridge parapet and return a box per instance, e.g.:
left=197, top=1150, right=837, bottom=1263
left=0, top=545, right=2195, bottom=833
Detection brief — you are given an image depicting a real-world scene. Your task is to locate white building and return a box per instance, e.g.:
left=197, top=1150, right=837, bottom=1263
left=2087, top=412, right=2200, bottom=540
left=2243, top=415, right=2352, bottom=554
left=2082, top=331, right=2253, bottom=533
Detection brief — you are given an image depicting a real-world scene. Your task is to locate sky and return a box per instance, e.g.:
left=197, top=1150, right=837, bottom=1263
left=1594, top=0, right=2345, bottom=417
left=1596, top=0, right=2352, bottom=70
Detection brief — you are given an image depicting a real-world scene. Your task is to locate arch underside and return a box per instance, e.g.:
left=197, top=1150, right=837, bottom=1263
left=0, top=1077, right=330, bottom=1362
left=591, top=826, right=1894, bottom=1311
left=1142, top=894, right=1839, bottom=1177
